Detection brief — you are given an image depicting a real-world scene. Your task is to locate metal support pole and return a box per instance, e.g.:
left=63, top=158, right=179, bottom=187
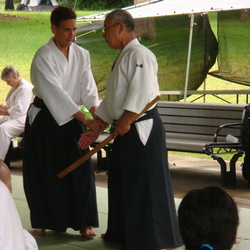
left=184, top=14, right=195, bottom=102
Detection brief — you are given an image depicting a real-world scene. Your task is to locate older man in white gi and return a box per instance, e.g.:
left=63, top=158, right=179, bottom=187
left=0, top=65, right=33, bottom=168
left=79, top=9, right=182, bottom=250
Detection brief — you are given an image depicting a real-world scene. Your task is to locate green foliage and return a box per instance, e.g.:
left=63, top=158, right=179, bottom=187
left=0, top=9, right=248, bottom=160
left=0, top=10, right=96, bottom=103
left=60, top=0, right=133, bottom=10
left=77, top=14, right=217, bottom=100
left=0, top=12, right=51, bottom=85
left=76, top=29, right=118, bottom=98
left=0, top=10, right=249, bottom=105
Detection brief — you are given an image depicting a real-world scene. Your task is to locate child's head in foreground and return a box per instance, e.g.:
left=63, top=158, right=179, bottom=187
left=178, top=186, right=239, bottom=250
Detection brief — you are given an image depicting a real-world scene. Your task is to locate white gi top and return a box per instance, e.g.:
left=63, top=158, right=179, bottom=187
left=96, top=38, right=160, bottom=124
left=30, top=37, right=99, bottom=126
left=3, top=78, right=33, bottom=124
left=95, top=39, right=160, bottom=145
left=0, top=181, right=38, bottom=250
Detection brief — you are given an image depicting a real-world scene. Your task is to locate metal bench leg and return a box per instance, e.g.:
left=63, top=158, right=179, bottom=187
left=97, top=149, right=105, bottom=172
left=103, top=145, right=112, bottom=172
left=215, top=157, right=228, bottom=187
left=94, top=144, right=112, bottom=172
left=214, top=156, right=237, bottom=187
left=228, top=154, right=240, bottom=187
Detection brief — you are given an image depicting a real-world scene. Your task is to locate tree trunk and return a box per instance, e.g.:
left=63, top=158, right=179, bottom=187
left=5, top=0, right=14, bottom=10
left=240, top=9, right=250, bottom=20
left=134, top=0, right=156, bottom=40
left=134, top=0, right=147, bottom=4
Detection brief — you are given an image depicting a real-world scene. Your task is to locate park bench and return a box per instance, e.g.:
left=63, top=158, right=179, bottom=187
left=8, top=101, right=249, bottom=187
left=158, top=101, right=250, bottom=187
left=93, top=101, right=250, bottom=187
left=5, top=133, right=24, bottom=167
left=203, top=104, right=250, bottom=187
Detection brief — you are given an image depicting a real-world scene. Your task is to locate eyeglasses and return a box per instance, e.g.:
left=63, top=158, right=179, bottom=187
left=102, top=23, right=119, bottom=33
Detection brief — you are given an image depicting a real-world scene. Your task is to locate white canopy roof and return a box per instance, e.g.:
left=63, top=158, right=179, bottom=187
left=77, top=0, right=250, bottom=22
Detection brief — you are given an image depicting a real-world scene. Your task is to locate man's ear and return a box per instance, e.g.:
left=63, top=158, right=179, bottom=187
left=118, top=23, right=124, bottom=35
left=51, top=24, right=56, bottom=34
left=12, top=75, right=18, bottom=80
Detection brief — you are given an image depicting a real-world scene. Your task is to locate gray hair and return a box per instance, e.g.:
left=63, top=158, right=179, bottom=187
left=1, top=65, right=20, bottom=80
left=105, top=9, right=135, bottom=32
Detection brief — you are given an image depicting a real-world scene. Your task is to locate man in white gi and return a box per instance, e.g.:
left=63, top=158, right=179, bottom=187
left=78, top=9, right=182, bottom=250
left=23, top=6, right=101, bottom=236
left=0, top=160, right=38, bottom=250
left=0, top=65, right=33, bottom=169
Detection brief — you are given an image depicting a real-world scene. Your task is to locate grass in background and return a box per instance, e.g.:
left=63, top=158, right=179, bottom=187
left=0, top=10, right=98, bottom=103
left=0, top=12, right=50, bottom=75
left=0, top=11, right=51, bottom=102
left=0, top=9, right=247, bottom=162
left=1, top=10, right=249, bottom=103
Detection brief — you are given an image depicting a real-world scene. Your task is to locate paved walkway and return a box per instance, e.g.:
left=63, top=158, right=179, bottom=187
left=10, top=153, right=250, bottom=249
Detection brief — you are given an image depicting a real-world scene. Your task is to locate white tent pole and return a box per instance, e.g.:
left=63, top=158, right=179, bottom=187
left=184, top=13, right=195, bottom=102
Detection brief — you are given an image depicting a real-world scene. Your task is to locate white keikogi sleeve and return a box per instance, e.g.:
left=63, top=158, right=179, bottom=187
left=95, top=98, right=113, bottom=124
left=79, top=51, right=99, bottom=110
left=0, top=181, right=38, bottom=250
left=122, top=43, right=160, bottom=145
left=7, top=81, right=33, bottom=120
left=31, top=50, right=79, bottom=126
left=122, top=47, right=159, bottom=114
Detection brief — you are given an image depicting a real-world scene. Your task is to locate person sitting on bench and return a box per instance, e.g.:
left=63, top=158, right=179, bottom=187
left=0, top=65, right=33, bottom=168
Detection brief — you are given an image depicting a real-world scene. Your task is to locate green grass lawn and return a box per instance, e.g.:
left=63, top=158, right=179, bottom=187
left=1, top=9, right=249, bottom=102
left=0, top=12, right=50, bottom=75
left=0, top=10, right=97, bottom=94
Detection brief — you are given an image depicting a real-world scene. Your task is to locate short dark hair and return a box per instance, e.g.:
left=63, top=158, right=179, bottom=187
left=105, top=9, right=135, bottom=32
left=50, top=6, right=76, bottom=27
left=178, top=186, right=239, bottom=250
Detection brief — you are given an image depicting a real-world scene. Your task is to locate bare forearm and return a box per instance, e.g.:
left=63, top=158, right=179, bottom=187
left=73, top=110, right=90, bottom=125
left=115, top=110, right=138, bottom=136
left=73, top=110, right=104, bottom=134
left=89, top=106, right=98, bottom=119
left=0, top=107, right=9, bottom=116
left=96, top=116, right=109, bottom=131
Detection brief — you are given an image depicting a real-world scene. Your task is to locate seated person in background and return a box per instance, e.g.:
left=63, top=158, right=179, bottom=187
left=178, top=186, right=239, bottom=250
left=0, top=65, right=33, bottom=168
left=0, top=163, right=38, bottom=250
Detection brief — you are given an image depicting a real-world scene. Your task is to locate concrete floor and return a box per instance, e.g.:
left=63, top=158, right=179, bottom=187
left=9, top=152, right=250, bottom=249
left=92, top=153, right=250, bottom=208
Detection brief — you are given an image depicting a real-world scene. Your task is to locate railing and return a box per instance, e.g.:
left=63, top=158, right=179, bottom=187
left=160, top=90, right=250, bottom=104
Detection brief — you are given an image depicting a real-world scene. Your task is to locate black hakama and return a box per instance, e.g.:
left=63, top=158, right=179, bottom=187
left=104, top=107, right=182, bottom=250
left=23, top=98, right=98, bottom=232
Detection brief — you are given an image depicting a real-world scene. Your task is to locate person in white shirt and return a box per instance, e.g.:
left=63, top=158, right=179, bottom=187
left=0, top=65, right=33, bottom=169
left=0, top=163, right=38, bottom=250
left=23, top=6, right=101, bottom=237
left=78, top=9, right=182, bottom=250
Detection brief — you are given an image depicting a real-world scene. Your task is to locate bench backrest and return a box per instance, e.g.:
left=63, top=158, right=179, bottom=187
left=158, top=101, right=246, bottom=143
